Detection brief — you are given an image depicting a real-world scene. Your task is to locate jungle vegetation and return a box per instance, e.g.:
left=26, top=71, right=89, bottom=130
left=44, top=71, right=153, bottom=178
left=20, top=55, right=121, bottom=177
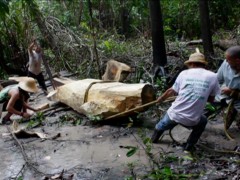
left=0, top=0, right=239, bottom=82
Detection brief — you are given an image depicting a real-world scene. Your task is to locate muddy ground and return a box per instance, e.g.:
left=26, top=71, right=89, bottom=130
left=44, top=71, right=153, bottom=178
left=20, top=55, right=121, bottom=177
left=0, top=84, right=240, bottom=180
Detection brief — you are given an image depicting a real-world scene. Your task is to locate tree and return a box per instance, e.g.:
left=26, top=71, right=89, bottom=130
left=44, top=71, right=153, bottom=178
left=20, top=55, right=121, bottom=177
left=149, top=0, right=167, bottom=67
left=199, top=0, right=214, bottom=59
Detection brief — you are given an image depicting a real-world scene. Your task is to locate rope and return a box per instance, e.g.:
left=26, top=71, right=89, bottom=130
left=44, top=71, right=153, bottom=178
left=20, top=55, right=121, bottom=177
left=223, top=99, right=235, bottom=140
left=83, top=80, right=114, bottom=103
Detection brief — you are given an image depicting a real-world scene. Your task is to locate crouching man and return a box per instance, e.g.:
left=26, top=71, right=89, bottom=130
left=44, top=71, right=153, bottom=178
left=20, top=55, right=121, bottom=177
left=151, top=49, right=220, bottom=152
left=0, top=77, right=39, bottom=125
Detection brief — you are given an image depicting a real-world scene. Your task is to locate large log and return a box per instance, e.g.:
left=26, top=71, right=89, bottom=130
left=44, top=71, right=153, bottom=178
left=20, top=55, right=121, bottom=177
left=48, top=79, right=156, bottom=119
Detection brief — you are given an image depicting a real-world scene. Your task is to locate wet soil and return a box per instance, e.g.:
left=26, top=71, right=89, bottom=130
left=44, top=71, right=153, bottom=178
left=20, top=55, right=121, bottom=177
left=0, top=88, right=240, bottom=180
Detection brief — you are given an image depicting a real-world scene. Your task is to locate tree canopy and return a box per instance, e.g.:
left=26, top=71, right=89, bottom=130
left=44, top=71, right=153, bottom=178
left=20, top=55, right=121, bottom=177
left=0, top=0, right=239, bottom=79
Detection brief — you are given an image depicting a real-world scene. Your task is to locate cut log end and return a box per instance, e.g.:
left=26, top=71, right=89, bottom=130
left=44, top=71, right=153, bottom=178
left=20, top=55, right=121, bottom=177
left=141, top=84, right=156, bottom=104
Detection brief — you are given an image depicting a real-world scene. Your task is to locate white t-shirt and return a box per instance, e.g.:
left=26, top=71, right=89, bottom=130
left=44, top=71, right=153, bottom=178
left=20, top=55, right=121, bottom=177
left=167, top=68, right=220, bottom=126
left=28, top=50, right=42, bottom=75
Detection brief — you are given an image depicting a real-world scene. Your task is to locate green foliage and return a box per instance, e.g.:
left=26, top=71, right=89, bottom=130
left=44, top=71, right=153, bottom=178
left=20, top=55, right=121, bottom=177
left=120, top=145, right=138, bottom=157
left=146, top=167, right=195, bottom=180
left=124, top=162, right=137, bottom=180
left=17, top=176, right=23, bottom=180
left=59, top=114, right=82, bottom=126
left=209, top=0, right=240, bottom=30
left=133, top=62, right=145, bottom=83
left=1, top=0, right=240, bottom=79
left=0, top=0, right=9, bottom=19
left=162, top=0, right=200, bottom=40
left=155, top=77, right=167, bottom=94
left=138, top=129, right=153, bottom=155
left=100, top=38, right=128, bottom=55
left=205, top=102, right=216, bottom=112
left=130, top=129, right=201, bottom=179
left=161, top=0, right=240, bottom=39
left=87, top=114, right=103, bottom=122
left=26, top=112, right=45, bottom=129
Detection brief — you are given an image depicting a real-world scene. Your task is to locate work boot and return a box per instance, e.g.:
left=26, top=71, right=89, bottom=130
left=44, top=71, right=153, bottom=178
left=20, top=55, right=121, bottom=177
left=151, top=129, right=163, bottom=143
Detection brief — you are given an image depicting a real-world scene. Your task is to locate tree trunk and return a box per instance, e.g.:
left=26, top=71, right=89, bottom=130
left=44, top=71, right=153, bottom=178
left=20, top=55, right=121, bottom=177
left=49, top=79, right=156, bottom=119
left=199, top=0, right=214, bottom=59
left=25, top=1, right=58, bottom=56
left=119, top=0, right=130, bottom=37
left=87, top=0, right=102, bottom=79
left=149, top=0, right=167, bottom=66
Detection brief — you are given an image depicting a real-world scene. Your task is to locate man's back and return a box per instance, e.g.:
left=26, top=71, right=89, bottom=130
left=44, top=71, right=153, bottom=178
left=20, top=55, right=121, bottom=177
left=28, top=50, right=42, bottom=75
left=168, top=68, right=219, bottom=126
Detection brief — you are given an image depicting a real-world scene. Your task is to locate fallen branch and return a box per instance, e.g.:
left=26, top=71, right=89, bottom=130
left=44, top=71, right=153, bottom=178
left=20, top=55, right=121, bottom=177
left=12, top=164, right=26, bottom=179
left=43, top=107, right=72, bottom=116
left=6, top=126, right=52, bottom=176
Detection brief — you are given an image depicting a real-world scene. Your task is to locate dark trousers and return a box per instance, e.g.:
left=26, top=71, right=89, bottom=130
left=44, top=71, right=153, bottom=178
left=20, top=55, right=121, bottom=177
left=155, top=113, right=208, bottom=146
left=28, top=71, right=47, bottom=91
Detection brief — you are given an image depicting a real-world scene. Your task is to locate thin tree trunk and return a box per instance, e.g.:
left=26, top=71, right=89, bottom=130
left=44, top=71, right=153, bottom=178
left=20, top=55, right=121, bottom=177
left=149, top=0, right=167, bottom=66
left=78, top=0, right=83, bottom=26
left=199, top=0, right=214, bottom=59
left=120, top=0, right=130, bottom=37
left=87, top=0, right=102, bottom=79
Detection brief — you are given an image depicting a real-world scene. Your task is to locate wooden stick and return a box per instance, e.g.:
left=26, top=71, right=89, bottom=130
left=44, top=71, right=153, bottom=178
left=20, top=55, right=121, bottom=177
left=42, top=54, right=56, bottom=89
left=6, top=126, right=49, bottom=176
left=104, top=96, right=176, bottom=120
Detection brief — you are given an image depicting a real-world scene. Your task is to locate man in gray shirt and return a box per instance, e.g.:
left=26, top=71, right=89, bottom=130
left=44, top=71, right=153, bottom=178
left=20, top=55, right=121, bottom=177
left=216, top=46, right=240, bottom=129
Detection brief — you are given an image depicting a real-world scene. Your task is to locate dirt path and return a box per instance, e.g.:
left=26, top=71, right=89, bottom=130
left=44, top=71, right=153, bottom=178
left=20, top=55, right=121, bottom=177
left=0, top=89, right=240, bottom=179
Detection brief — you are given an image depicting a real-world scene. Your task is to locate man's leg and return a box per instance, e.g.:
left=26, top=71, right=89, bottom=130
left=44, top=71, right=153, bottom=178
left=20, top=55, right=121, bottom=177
left=28, top=71, right=36, bottom=79
left=185, top=115, right=208, bottom=151
left=151, top=113, right=177, bottom=143
left=1, top=101, right=13, bottom=124
left=36, top=73, right=47, bottom=92
left=2, top=99, right=23, bottom=123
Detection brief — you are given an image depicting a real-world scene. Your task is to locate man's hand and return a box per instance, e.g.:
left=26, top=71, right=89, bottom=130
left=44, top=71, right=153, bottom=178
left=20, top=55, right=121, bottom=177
left=221, top=87, right=240, bottom=99
left=156, top=96, right=163, bottom=104
left=32, top=37, right=36, bottom=43
left=22, top=112, right=32, bottom=119
left=221, top=87, right=232, bottom=95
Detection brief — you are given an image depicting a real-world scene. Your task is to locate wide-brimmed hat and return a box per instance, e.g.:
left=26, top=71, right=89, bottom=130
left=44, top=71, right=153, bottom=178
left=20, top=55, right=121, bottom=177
left=18, top=77, right=38, bottom=93
left=184, top=48, right=208, bottom=65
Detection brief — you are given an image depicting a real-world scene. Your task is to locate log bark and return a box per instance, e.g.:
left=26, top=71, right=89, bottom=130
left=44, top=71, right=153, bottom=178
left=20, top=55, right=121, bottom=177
left=48, top=79, right=156, bottom=119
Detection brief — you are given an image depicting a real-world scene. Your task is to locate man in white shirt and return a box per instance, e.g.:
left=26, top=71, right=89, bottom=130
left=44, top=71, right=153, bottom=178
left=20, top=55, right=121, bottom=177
left=28, top=39, right=48, bottom=95
left=151, top=49, right=220, bottom=152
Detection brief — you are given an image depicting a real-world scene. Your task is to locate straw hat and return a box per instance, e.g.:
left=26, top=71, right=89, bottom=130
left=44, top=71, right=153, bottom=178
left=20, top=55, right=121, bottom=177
left=18, top=77, right=38, bottom=93
left=184, top=48, right=208, bottom=65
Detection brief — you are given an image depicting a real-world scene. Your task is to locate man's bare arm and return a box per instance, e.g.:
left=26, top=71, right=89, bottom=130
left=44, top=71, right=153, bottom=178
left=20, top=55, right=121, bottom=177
left=28, top=40, right=36, bottom=56
left=157, top=88, right=177, bottom=103
left=6, top=90, right=22, bottom=116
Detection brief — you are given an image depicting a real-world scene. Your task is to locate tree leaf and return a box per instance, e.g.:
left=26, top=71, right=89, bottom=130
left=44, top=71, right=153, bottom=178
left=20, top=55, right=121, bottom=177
left=126, top=147, right=138, bottom=157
